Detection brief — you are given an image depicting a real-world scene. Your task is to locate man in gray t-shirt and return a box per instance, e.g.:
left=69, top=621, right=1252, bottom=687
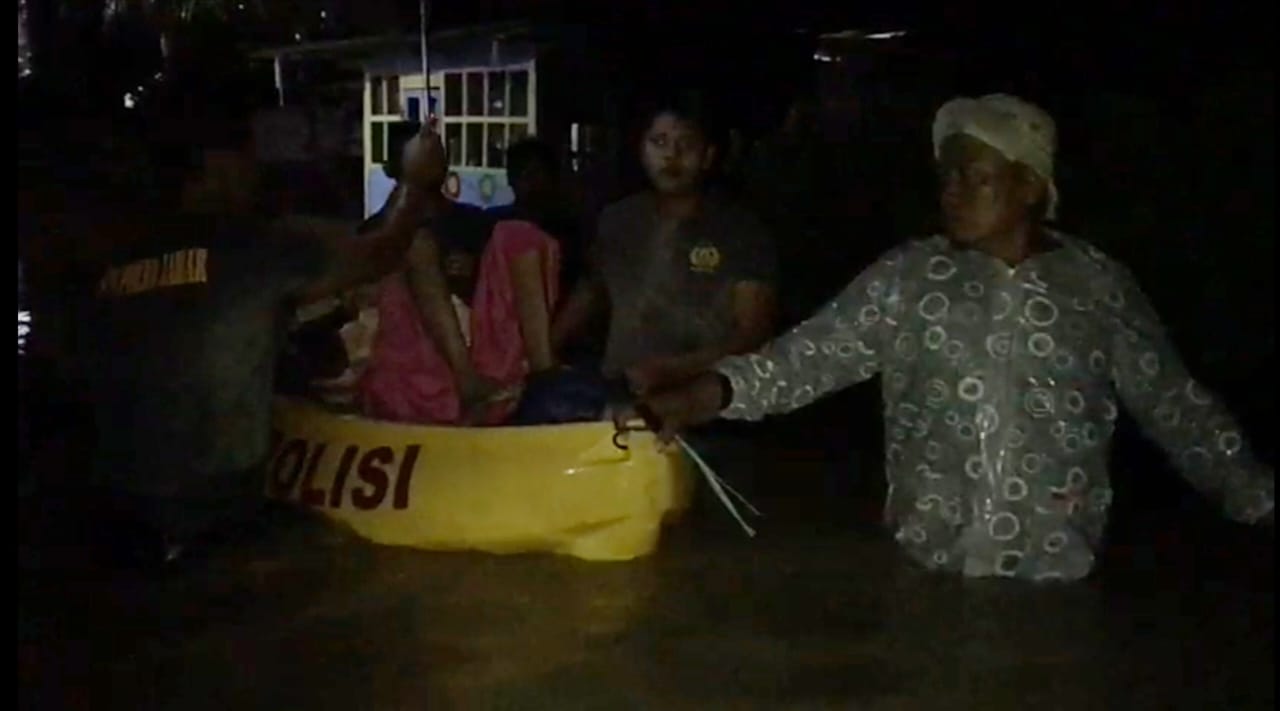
left=553, top=92, right=779, bottom=394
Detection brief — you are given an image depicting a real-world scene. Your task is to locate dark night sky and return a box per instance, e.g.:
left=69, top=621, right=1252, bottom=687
left=372, top=0, right=1267, bottom=71
left=22, top=1, right=1268, bottom=119
left=334, top=0, right=1271, bottom=113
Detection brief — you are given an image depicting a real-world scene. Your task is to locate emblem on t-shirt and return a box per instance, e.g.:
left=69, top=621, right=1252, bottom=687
left=688, top=245, right=722, bottom=274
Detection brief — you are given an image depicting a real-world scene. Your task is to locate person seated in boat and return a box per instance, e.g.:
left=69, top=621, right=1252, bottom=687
left=278, top=126, right=425, bottom=408
left=488, top=139, right=587, bottom=291
left=359, top=138, right=563, bottom=425
left=68, top=75, right=447, bottom=566
left=550, top=90, right=779, bottom=399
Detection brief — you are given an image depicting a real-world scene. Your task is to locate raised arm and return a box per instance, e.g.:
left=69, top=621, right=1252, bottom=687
left=1106, top=266, right=1273, bottom=524
left=289, top=128, right=448, bottom=304
left=716, top=259, right=895, bottom=421
left=637, top=250, right=903, bottom=435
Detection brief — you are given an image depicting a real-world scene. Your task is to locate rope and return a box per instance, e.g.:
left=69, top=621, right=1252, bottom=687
left=674, top=435, right=762, bottom=538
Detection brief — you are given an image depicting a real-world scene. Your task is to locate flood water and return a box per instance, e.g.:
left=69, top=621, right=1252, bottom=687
left=17, top=29, right=1274, bottom=706
left=18, top=418, right=1275, bottom=710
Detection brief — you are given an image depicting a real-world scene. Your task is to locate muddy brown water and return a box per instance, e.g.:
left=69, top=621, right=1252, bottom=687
left=18, top=443, right=1274, bottom=711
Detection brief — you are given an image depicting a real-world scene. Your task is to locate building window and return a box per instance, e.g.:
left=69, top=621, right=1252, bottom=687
left=444, top=73, right=462, bottom=116
left=372, top=75, right=401, bottom=117
left=438, top=67, right=533, bottom=170
left=369, top=75, right=437, bottom=167
left=371, top=121, right=387, bottom=163
left=374, top=75, right=400, bottom=116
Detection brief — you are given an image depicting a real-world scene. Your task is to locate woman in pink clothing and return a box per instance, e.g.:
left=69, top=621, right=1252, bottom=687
left=359, top=139, right=564, bottom=425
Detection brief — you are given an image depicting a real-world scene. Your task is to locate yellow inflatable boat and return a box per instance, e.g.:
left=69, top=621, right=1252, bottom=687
left=265, top=397, right=696, bottom=561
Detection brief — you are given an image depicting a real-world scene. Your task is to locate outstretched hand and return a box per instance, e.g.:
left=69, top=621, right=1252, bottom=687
left=625, top=371, right=730, bottom=444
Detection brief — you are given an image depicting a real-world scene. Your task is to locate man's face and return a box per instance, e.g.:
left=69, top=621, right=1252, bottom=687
left=640, top=112, right=715, bottom=195
left=937, top=134, right=1041, bottom=246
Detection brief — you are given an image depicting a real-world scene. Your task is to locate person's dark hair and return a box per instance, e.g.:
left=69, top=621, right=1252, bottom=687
left=635, top=89, right=727, bottom=152
left=506, top=138, right=558, bottom=182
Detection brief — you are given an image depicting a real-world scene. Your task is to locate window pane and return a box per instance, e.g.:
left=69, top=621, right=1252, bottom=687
left=427, top=87, right=441, bottom=118
left=371, top=77, right=385, bottom=115
left=444, top=122, right=462, bottom=166
left=386, top=76, right=401, bottom=116
left=465, top=123, right=483, bottom=167
left=465, top=72, right=485, bottom=116
left=508, top=70, right=529, bottom=117
left=508, top=122, right=529, bottom=143
left=444, top=73, right=462, bottom=116
left=486, top=123, right=507, bottom=168
left=371, top=121, right=386, bottom=163
left=487, top=71, right=507, bottom=116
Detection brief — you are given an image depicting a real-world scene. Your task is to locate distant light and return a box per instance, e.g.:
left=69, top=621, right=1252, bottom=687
left=320, top=10, right=327, bottom=18
left=237, top=2, right=245, bottom=9
left=17, top=310, right=30, bottom=355
left=812, top=51, right=839, bottom=63
left=123, top=92, right=137, bottom=109
left=294, top=32, right=302, bottom=41
left=818, top=29, right=909, bottom=41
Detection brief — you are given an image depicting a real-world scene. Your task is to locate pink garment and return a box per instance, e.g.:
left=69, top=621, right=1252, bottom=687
left=358, top=220, right=561, bottom=425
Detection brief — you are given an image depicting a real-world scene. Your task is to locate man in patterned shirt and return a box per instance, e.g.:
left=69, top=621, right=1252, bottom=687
left=636, top=94, right=1274, bottom=582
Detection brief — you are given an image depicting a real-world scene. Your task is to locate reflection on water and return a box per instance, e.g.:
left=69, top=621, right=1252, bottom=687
left=18, top=490, right=1275, bottom=710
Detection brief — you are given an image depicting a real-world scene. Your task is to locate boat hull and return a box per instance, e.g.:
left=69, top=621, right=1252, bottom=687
left=266, top=397, right=695, bottom=561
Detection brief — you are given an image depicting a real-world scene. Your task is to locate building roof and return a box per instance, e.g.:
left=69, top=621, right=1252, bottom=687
left=249, top=22, right=538, bottom=64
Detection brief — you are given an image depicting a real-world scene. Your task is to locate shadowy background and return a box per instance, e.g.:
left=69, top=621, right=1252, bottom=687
left=18, top=0, right=1274, bottom=557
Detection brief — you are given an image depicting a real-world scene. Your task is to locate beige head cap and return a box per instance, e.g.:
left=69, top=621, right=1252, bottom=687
left=933, top=94, right=1059, bottom=219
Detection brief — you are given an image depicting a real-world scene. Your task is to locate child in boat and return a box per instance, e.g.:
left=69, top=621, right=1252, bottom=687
left=358, top=138, right=564, bottom=425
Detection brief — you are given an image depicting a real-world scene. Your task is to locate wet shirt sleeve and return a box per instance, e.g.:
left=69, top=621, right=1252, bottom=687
left=715, top=248, right=902, bottom=421
left=1106, top=265, right=1274, bottom=523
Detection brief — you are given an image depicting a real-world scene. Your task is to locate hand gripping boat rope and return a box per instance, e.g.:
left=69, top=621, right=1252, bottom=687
left=610, top=384, right=763, bottom=538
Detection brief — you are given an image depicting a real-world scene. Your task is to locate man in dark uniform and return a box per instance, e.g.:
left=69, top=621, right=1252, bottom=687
left=552, top=91, right=779, bottom=393
left=72, top=85, right=447, bottom=567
